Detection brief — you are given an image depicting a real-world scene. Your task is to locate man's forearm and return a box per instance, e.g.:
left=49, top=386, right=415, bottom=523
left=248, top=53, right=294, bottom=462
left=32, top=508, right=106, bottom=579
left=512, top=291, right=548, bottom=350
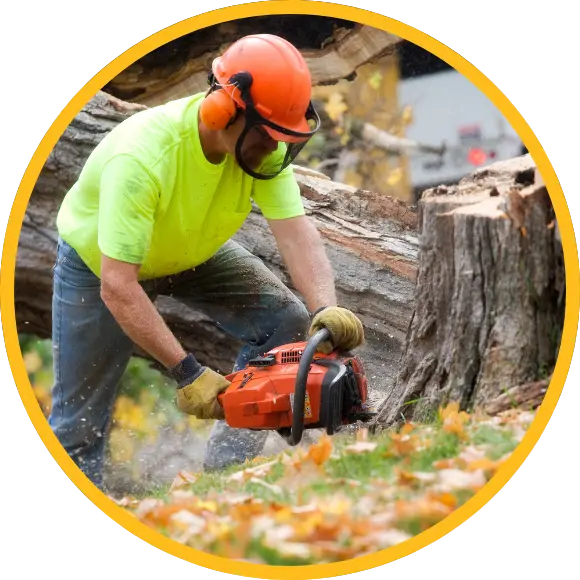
left=101, top=281, right=187, bottom=369
left=289, top=243, right=337, bottom=313
left=273, top=217, right=337, bottom=313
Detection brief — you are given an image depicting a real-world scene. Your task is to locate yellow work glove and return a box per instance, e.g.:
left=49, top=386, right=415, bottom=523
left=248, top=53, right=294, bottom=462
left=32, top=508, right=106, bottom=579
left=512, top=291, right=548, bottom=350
left=308, top=306, right=365, bottom=354
left=170, top=354, right=230, bottom=420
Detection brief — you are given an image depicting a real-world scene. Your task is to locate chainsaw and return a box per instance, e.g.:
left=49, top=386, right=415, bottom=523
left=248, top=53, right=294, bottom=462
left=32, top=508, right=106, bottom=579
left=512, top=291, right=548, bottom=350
left=217, top=328, right=376, bottom=446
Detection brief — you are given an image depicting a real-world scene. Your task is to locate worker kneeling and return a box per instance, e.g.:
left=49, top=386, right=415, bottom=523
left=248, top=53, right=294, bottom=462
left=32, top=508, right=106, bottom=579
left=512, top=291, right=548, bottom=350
left=49, top=33, right=364, bottom=490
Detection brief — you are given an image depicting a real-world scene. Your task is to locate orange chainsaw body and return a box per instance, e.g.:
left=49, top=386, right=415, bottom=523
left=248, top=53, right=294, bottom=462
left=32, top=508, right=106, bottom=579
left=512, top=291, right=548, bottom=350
left=217, top=340, right=370, bottom=434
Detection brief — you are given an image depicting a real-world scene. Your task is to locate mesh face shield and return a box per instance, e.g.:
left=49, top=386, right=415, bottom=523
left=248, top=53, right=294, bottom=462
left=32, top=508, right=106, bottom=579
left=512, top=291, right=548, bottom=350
left=234, top=101, right=320, bottom=179
left=205, top=68, right=320, bottom=180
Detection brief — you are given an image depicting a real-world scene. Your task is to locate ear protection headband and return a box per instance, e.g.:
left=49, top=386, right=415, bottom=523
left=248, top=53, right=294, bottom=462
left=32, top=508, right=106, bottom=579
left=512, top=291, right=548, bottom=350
left=199, top=71, right=252, bottom=130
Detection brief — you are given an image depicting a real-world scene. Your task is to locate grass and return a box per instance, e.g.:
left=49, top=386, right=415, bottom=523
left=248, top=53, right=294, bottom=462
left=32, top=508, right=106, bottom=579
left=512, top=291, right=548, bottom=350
left=115, top=404, right=535, bottom=564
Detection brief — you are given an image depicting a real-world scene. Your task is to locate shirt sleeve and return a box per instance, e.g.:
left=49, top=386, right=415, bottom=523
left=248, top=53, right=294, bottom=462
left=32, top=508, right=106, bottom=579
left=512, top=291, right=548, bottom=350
left=97, top=154, right=160, bottom=264
left=251, top=164, right=306, bottom=220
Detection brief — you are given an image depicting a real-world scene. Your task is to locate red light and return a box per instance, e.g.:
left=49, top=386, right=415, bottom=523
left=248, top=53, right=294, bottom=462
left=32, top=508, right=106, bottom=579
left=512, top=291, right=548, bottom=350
left=468, top=148, right=487, bottom=166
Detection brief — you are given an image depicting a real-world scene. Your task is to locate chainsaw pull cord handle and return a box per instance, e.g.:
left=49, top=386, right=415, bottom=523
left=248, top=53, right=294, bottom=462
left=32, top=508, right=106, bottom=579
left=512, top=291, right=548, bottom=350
left=283, top=327, right=331, bottom=446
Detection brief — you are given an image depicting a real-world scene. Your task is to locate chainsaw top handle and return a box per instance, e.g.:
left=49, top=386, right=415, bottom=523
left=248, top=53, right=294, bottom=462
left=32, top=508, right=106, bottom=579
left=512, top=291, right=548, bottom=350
left=280, top=327, right=331, bottom=447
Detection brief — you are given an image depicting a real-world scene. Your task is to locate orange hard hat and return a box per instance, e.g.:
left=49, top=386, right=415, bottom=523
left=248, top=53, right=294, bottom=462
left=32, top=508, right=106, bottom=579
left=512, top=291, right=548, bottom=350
left=211, top=34, right=314, bottom=142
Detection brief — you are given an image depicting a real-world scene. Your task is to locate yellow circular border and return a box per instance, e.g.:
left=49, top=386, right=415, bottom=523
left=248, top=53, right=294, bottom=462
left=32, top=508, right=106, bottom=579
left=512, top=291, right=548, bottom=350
left=1, top=1, right=578, bottom=577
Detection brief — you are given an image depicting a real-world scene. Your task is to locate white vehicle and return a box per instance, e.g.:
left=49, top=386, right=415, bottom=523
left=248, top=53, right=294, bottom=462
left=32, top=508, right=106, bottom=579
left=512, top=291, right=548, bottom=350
left=398, top=67, right=525, bottom=197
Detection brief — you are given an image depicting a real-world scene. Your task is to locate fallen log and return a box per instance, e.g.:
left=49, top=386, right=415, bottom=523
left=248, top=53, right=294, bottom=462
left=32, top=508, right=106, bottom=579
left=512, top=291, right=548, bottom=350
left=16, top=91, right=418, bottom=398
left=104, top=18, right=400, bottom=107
left=371, top=155, right=565, bottom=429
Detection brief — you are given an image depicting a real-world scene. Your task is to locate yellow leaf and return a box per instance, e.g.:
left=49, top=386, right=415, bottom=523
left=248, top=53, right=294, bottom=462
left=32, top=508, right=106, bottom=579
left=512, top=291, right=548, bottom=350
left=24, top=351, right=42, bottom=374
left=368, top=71, right=383, bottom=91
left=324, top=93, right=348, bottom=122
left=400, top=105, right=414, bottom=126
left=195, top=500, right=218, bottom=513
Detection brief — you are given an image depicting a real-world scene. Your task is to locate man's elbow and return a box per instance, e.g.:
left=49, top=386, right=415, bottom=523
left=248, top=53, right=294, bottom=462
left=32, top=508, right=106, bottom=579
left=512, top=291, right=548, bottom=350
left=100, top=273, right=136, bottom=308
left=100, top=256, right=141, bottom=307
left=100, top=276, right=121, bottom=307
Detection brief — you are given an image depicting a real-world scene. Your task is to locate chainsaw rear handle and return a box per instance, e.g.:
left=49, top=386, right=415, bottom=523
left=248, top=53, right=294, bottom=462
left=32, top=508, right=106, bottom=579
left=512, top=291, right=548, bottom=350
left=281, top=327, right=331, bottom=447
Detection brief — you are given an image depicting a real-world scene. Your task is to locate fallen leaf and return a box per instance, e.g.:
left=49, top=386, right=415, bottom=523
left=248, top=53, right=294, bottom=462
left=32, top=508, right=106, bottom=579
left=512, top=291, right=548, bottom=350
left=457, top=446, right=488, bottom=466
left=169, top=470, right=199, bottom=493
left=170, top=509, right=206, bottom=535
left=344, top=441, right=378, bottom=454
left=227, top=459, right=278, bottom=483
left=394, top=497, right=454, bottom=523
left=273, top=541, right=313, bottom=560
left=248, top=477, right=283, bottom=495
left=385, top=433, right=418, bottom=457
left=395, top=468, right=437, bottom=487
left=371, top=528, right=413, bottom=548
left=356, top=428, right=369, bottom=441
left=425, top=491, right=458, bottom=510
left=307, top=433, right=333, bottom=466
left=264, top=524, right=295, bottom=545
left=435, top=468, right=487, bottom=492
left=433, top=458, right=456, bottom=470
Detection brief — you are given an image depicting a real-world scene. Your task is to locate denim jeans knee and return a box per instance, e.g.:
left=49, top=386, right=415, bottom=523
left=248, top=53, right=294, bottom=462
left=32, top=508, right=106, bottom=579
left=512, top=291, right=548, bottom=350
left=50, top=238, right=134, bottom=489
left=204, top=297, right=311, bottom=471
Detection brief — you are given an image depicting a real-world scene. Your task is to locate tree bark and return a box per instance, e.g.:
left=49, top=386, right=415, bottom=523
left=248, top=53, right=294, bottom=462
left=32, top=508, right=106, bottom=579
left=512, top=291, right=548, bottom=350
left=371, top=155, right=565, bottom=428
left=16, top=92, right=418, bottom=398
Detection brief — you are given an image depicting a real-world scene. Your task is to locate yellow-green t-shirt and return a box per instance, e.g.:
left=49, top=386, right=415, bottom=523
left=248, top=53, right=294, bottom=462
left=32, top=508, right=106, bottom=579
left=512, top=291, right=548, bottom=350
left=56, top=92, right=305, bottom=280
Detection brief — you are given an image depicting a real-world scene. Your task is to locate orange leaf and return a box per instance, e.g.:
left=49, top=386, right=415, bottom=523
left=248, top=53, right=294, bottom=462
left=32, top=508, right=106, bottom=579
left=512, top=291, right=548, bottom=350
left=385, top=433, right=418, bottom=457
left=466, top=458, right=500, bottom=473
left=394, top=497, right=454, bottom=524
left=169, top=470, right=199, bottom=493
left=425, top=491, right=458, bottom=510
left=433, top=458, right=456, bottom=470
left=307, top=433, right=333, bottom=466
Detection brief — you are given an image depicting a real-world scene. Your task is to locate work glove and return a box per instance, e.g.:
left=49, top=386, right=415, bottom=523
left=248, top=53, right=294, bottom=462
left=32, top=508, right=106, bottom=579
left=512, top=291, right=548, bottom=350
left=170, top=354, right=230, bottom=420
left=308, top=306, right=365, bottom=354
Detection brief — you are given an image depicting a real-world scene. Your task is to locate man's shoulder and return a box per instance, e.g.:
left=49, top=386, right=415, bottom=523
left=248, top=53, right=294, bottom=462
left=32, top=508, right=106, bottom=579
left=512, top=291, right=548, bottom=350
left=97, top=93, right=205, bottom=166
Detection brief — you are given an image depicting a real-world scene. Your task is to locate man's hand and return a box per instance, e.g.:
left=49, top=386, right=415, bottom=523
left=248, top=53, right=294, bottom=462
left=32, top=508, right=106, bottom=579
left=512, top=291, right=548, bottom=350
left=170, top=353, right=231, bottom=420
left=176, top=367, right=230, bottom=420
left=308, top=306, right=364, bottom=354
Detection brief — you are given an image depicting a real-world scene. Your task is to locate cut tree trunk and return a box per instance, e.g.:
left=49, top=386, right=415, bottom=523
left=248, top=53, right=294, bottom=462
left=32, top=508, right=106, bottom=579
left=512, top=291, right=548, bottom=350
left=371, top=155, right=565, bottom=429
left=16, top=91, right=418, bottom=399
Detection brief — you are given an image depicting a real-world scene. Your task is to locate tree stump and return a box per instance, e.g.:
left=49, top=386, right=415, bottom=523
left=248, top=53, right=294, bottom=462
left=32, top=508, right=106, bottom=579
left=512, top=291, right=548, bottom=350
left=371, top=155, right=565, bottom=429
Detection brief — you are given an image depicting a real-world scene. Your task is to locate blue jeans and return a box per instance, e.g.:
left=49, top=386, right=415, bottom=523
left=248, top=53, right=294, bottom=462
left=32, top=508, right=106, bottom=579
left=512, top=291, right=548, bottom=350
left=49, top=237, right=310, bottom=489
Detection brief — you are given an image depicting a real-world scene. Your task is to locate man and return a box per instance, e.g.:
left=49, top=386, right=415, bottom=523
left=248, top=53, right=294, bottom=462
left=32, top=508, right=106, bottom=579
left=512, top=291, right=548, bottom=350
left=49, top=33, right=364, bottom=490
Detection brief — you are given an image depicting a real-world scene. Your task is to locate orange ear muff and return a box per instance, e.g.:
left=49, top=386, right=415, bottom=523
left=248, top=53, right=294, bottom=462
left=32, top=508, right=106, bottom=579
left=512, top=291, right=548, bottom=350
left=200, top=89, right=237, bottom=130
